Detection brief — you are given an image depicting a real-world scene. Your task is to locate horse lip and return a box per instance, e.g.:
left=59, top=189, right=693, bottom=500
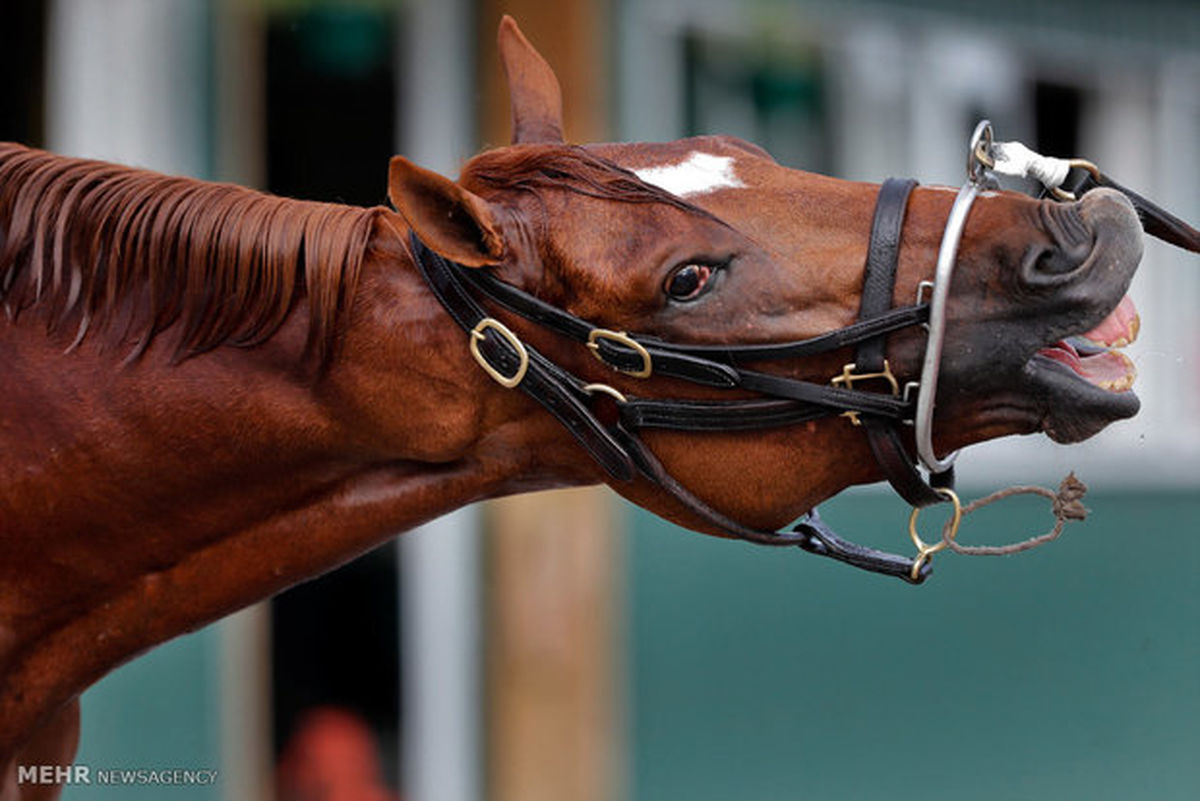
left=1023, top=354, right=1140, bottom=443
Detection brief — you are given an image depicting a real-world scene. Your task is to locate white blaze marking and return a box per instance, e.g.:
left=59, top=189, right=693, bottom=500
left=633, top=152, right=745, bottom=198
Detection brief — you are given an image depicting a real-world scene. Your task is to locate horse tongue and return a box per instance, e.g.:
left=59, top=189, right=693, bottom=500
left=1079, top=295, right=1140, bottom=348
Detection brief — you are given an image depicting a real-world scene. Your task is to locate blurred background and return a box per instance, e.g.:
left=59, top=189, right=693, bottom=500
left=1, top=0, right=1197, bottom=799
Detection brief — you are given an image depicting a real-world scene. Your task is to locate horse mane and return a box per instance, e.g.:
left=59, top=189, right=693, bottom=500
left=0, top=142, right=382, bottom=364
left=459, top=144, right=722, bottom=224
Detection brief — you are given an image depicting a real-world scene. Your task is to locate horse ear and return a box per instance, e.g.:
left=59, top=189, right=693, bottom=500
left=498, top=15, right=564, bottom=144
left=388, top=156, right=505, bottom=268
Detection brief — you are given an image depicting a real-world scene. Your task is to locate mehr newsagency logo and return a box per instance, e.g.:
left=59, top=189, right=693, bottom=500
left=19, top=764, right=218, bottom=787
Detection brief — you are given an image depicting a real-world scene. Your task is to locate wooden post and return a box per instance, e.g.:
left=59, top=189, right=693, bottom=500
left=486, top=489, right=620, bottom=801
left=477, top=3, right=619, bottom=801
left=212, top=6, right=273, bottom=801
left=478, top=0, right=609, bottom=147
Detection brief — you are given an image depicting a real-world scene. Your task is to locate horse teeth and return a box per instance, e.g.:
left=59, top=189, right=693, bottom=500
left=1106, top=314, right=1140, bottom=349
left=1078, top=299, right=1140, bottom=350
left=1096, top=352, right=1137, bottom=392
left=1125, top=313, right=1141, bottom=345
left=1099, top=374, right=1135, bottom=392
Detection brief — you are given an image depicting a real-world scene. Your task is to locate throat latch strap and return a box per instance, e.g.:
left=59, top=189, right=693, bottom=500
left=411, top=234, right=636, bottom=481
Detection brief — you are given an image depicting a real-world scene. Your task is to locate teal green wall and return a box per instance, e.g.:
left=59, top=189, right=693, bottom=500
left=62, top=626, right=221, bottom=801
left=627, top=489, right=1200, bottom=800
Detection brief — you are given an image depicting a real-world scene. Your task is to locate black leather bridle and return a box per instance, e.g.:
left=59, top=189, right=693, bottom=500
left=408, top=125, right=1199, bottom=585
left=410, top=176, right=946, bottom=583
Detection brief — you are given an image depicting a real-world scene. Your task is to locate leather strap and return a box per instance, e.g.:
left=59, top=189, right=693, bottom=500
left=467, top=267, right=930, bottom=366
left=411, top=234, right=636, bottom=481
left=620, top=396, right=827, bottom=432
left=461, top=266, right=925, bottom=414
left=614, top=425, right=930, bottom=583
left=854, top=179, right=954, bottom=507
left=1054, top=168, right=1199, bottom=254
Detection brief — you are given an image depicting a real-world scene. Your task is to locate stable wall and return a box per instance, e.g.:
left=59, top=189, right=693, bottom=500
left=627, top=487, right=1200, bottom=800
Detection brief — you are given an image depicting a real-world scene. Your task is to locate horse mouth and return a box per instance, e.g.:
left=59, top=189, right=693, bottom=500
left=1026, top=294, right=1141, bottom=443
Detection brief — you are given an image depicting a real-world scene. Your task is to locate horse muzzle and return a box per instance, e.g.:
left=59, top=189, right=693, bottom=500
left=1022, top=188, right=1143, bottom=442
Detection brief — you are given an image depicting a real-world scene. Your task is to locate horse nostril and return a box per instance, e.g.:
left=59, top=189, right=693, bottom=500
left=1030, top=245, right=1079, bottom=275
left=1020, top=242, right=1091, bottom=287
left=1024, top=201, right=1095, bottom=282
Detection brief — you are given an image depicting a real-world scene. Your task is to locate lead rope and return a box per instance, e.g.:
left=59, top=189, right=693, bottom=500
left=947, top=473, right=1089, bottom=555
left=909, top=474, right=1090, bottom=579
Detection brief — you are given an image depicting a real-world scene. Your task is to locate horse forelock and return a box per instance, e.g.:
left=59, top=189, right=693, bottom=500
left=0, top=142, right=382, bottom=365
left=459, top=144, right=723, bottom=225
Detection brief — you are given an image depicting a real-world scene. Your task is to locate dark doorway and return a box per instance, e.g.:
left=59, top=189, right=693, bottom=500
left=265, top=6, right=397, bottom=206
left=1034, top=80, right=1085, bottom=159
left=265, top=3, right=401, bottom=790
left=0, top=0, right=47, bottom=147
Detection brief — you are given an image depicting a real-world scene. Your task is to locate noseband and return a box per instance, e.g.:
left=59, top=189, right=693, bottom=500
left=410, top=121, right=1199, bottom=584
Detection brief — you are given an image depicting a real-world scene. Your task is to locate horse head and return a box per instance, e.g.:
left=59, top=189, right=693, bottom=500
left=387, top=17, right=1143, bottom=539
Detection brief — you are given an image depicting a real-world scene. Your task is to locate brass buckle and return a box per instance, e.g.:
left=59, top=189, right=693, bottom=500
left=1049, top=158, right=1102, bottom=202
left=587, top=329, right=652, bottom=378
left=582, top=383, right=628, bottom=404
left=830, top=360, right=900, bottom=425
left=469, top=318, right=529, bottom=388
left=969, top=120, right=995, bottom=180
left=907, top=488, right=963, bottom=581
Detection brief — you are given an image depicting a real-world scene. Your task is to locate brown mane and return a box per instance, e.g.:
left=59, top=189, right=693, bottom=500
left=0, top=142, right=382, bottom=364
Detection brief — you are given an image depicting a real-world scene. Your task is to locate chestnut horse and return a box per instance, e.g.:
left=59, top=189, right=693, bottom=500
left=0, top=17, right=1159, bottom=800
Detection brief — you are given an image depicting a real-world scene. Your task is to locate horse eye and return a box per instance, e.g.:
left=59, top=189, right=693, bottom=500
left=665, top=263, right=713, bottom=301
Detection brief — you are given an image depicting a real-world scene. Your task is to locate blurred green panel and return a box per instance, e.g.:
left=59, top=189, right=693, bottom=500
left=627, top=489, right=1200, bottom=800
left=63, top=627, right=220, bottom=801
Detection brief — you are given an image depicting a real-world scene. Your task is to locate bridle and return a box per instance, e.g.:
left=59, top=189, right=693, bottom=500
left=411, top=187, right=941, bottom=583
left=409, top=121, right=1199, bottom=584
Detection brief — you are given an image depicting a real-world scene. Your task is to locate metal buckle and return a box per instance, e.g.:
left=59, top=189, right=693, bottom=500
left=582, top=383, right=628, bottom=404
left=901, top=381, right=920, bottom=425
left=968, top=120, right=995, bottom=183
left=830, top=360, right=900, bottom=426
left=469, top=318, right=529, bottom=388
left=587, top=329, right=652, bottom=378
left=907, top=487, right=963, bottom=581
left=1049, top=158, right=1102, bottom=202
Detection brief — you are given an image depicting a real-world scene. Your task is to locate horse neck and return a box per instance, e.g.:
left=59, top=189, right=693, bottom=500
left=0, top=213, right=602, bottom=755
left=3, top=208, right=560, bottom=525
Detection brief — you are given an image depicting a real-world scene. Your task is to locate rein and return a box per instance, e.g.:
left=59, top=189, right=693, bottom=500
left=408, top=121, right=1199, bottom=584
